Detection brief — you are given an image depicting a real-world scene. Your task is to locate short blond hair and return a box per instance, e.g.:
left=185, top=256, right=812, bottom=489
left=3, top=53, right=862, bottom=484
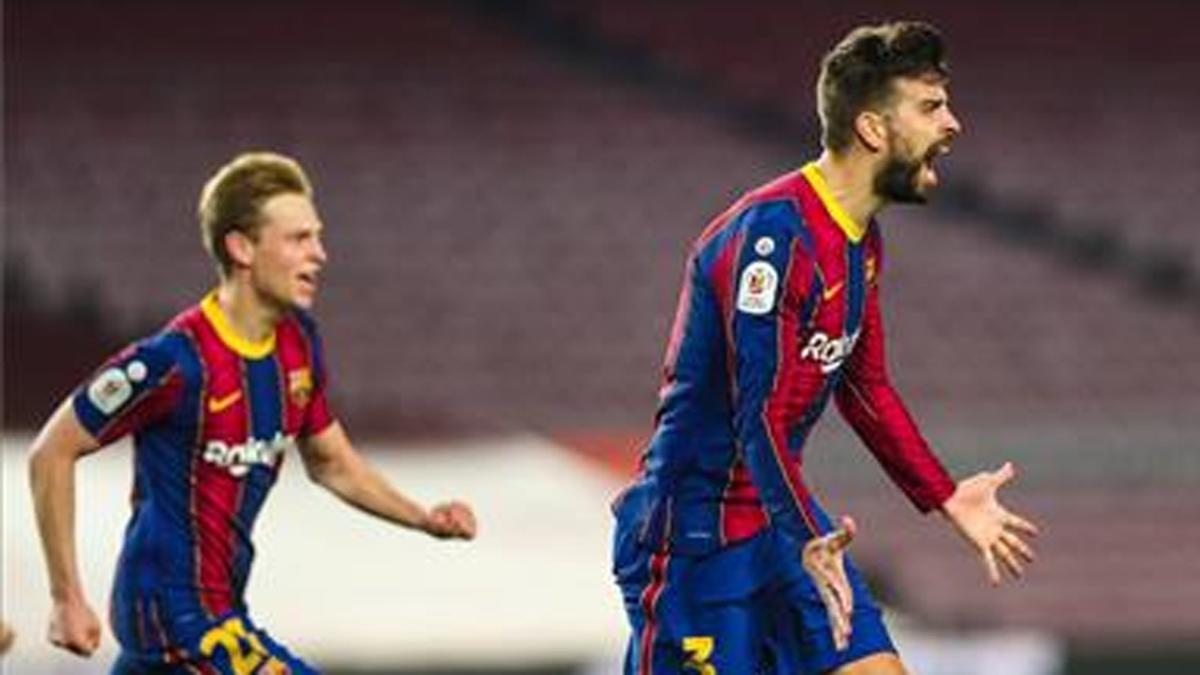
left=198, top=152, right=313, bottom=276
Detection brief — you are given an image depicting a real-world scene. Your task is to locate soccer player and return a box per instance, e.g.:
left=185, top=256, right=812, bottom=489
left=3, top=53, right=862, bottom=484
left=612, top=21, right=1039, bottom=675
left=28, top=152, right=477, bottom=674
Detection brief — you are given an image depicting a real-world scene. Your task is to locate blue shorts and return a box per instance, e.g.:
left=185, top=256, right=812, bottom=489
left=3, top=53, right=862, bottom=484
left=613, top=503, right=895, bottom=675
left=110, top=609, right=317, bottom=675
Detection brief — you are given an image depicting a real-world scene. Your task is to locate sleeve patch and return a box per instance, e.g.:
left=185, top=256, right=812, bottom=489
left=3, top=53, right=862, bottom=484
left=736, top=261, right=778, bottom=315
left=86, top=366, right=135, bottom=414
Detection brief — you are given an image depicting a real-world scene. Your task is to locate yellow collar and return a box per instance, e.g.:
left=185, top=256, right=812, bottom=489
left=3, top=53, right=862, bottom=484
left=800, top=163, right=867, bottom=243
left=200, top=291, right=276, bottom=359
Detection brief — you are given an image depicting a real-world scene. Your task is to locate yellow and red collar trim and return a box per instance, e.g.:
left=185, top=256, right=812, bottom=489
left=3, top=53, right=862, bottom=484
left=200, top=290, right=276, bottom=359
left=800, top=162, right=867, bottom=243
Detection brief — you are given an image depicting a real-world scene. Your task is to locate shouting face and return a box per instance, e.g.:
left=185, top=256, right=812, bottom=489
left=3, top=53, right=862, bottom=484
left=873, top=75, right=962, bottom=204
left=240, top=193, right=328, bottom=311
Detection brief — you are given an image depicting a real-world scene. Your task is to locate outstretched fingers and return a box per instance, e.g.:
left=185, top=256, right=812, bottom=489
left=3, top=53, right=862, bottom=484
left=803, top=517, right=860, bottom=651
left=825, top=589, right=852, bottom=650
left=982, top=546, right=1002, bottom=586
left=993, top=540, right=1025, bottom=580
left=1001, top=530, right=1035, bottom=564
left=1004, top=511, right=1040, bottom=538
left=816, top=566, right=853, bottom=651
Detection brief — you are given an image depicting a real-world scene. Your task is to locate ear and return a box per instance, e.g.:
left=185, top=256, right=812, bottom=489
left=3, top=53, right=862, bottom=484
left=224, top=230, right=256, bottom=269
left=853, top=110, right=889, bottom=153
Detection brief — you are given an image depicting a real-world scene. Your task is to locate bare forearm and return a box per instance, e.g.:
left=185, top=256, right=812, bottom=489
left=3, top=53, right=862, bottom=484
left=300, top=423, right=475, bottom=540
left=313, top=453, right=430, bottom=530
left=28, top=399, right=101, bottom=604
left=30, top=445, right=86, bottom=602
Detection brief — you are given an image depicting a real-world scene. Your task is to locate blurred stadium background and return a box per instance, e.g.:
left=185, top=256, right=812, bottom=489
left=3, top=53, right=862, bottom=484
left=4, top=0, right=1199, bottom=673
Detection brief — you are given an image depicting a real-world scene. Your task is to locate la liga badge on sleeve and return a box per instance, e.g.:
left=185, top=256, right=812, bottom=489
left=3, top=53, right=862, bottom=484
left=736, top=261, right=778, bottom=315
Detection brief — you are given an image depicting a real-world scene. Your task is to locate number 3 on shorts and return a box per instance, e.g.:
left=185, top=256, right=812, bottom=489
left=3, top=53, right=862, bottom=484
left=682, top=636, right=717, bottom=674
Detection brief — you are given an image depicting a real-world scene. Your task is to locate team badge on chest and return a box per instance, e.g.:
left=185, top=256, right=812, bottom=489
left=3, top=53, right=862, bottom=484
left=288, top=368, right=313, bottom=407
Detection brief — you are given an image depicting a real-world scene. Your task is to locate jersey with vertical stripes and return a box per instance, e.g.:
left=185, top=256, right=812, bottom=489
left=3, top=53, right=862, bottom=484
left=72, top=291, right=333, bottom=661
left=617, top=163, right=956, bottom=556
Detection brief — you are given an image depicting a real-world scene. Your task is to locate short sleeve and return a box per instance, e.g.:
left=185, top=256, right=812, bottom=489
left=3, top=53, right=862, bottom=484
left=72, top=336, right=183, bottom=445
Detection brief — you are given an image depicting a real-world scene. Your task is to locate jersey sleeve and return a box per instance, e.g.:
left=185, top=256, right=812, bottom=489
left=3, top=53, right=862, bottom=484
left=721, top=203, right=828, bottom=541
left=834, top=232, right=956, bottom=511
left=72, top=336, right=183, bottom=445
left=297, top=313, right=335, bottom=437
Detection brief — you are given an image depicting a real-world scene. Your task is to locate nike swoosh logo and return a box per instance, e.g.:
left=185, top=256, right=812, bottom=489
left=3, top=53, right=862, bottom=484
left=207, top=390, right=243, bottom=413
left=822, top=281, right=845, bottom=302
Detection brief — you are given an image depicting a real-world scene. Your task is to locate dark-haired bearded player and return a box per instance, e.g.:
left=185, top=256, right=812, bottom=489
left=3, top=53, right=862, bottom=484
left=613, top=21, right=1040, bottom=675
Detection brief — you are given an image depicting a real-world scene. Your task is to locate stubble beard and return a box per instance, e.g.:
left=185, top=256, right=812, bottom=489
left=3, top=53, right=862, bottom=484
left=873, top=151, right=928, bottom=205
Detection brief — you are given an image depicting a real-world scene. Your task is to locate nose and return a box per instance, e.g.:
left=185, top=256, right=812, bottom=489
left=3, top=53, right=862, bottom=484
left=945, top=107, right=963, bottom=138
left=312, top=236, right=328, bottom=265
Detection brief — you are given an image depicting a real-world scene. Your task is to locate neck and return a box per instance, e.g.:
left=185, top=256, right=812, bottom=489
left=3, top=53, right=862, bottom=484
left=215, top=277, right=281, bottom=344
left=813, top=150, right=886, bottom=226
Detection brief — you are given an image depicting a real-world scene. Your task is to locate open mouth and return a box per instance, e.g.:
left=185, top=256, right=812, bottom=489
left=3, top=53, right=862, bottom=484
left=921, top=141, right=952, bottom=185
left=297, top=270, right=319, bottom=290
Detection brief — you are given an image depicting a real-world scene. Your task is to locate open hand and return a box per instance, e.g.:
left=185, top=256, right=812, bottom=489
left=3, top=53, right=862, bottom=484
left=423, top=500, right=477, bottom=540
left=801, top=515, right=857, bottom=651
left=942, top=462, right=1039, bottom=585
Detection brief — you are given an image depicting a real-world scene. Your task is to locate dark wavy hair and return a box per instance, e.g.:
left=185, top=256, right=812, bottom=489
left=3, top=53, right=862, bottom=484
left=817, top=21, right=950, bottom=152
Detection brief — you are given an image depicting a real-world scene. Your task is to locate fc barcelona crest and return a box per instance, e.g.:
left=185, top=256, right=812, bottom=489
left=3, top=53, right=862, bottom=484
left=288, top=368, right=313, bottom=407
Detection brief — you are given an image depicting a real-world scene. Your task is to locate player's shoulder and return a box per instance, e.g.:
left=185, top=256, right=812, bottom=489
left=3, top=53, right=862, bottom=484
left=278, top=309, right=329, bottom=383
left=729, top=170, right=811, bottom=231
left=151, top=303, right=210, bottom=358
left=275, top=308, right=327, bottom=366
left=122, top=301, right=245, bottom=385
left=162, top=302, right=205, bottom=338
left=697, top=171, right=805, bottom=242
left=864, top=220, right=884, bottom=251
left=80, top=313, right=193, bottom=413
left=744, top=167, right=809, bottom=204
left=282, top=308, right=322, bottom=343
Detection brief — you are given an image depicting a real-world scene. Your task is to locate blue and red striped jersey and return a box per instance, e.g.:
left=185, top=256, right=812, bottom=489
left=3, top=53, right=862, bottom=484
left=620, top=163, right=956, bottom=556
left=72, top=291, right=333, bottom=646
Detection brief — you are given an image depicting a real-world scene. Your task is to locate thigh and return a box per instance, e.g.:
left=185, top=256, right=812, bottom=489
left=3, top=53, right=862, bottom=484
left=617, top=541, right=770, bottom=675
left=191, top=614, right=318, bottom=675
left=111, top=651, right=164, bottom=675
left=830, top=652, right=909, bottom=675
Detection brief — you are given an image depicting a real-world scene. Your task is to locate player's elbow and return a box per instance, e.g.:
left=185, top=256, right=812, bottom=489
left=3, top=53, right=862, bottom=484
left=28, top=433, right=79, bottom=485
left=301, top=452, right=335, bottom=486
left=27, top=437, right=73, bottom=498
left=301, top=449, right=354, bottom=494
left=28, top=398, right=99, bottom=466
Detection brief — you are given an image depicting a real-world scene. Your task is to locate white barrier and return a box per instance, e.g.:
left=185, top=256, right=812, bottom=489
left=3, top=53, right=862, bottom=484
left=3, top=433, right=629, bottom=673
